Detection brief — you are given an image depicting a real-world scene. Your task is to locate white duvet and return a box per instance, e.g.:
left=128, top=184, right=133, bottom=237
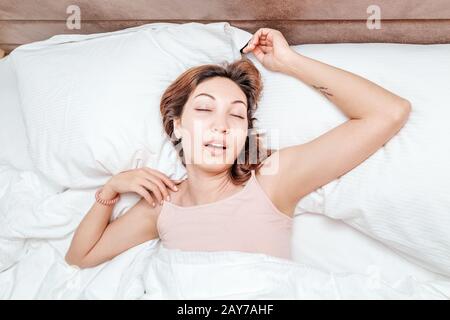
left=0, top=164, right=449, bottom=300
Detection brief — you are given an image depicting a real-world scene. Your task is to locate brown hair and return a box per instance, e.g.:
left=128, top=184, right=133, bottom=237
left=160, top=57, right=274, bottom=185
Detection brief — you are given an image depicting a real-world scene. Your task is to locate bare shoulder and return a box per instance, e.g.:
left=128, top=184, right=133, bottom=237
left=254, top=153, right=296, bottom=217
left=112, top=196, right=162, bottom=239
left=115, top=197, right=163, bottom=232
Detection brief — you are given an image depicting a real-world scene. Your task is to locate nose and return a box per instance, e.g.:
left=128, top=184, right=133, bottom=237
left=212, top=126, right=229, bottom=134
left=211, top=117, right=230, bottom=135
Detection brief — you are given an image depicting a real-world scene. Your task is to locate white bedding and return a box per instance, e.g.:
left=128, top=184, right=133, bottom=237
left=0, top=162, right=448, bottom=299
left=2, top=25, right=450, bottom=299
left=0, top=56, right=34, bottom=171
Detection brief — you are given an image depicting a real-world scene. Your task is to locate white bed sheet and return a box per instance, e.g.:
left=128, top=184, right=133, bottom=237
left=1, top=55, right=449, bottom=299
left=1, top=162, right=448, bottom=299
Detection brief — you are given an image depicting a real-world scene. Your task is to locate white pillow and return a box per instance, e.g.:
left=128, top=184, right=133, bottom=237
left=0, top=56, right=34, bottom=171
left=9, top=22, right=243, bottom=189
left=236, top=37, right=450, bottom=277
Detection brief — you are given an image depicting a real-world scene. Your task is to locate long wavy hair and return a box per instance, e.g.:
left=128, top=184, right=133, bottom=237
left=160, top=57, right=274, bottom=185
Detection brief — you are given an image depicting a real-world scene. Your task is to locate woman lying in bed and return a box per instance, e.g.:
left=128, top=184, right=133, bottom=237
left=65, top=28, right=411, bottom=269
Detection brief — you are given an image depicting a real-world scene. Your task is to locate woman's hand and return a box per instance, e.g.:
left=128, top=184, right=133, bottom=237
left=242, top=27, right=295, bottom=73
left=103, top=167, right=181, bottom=207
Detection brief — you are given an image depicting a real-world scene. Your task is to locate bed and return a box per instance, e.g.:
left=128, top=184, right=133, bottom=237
left=1, top=0, right=450, bottom=299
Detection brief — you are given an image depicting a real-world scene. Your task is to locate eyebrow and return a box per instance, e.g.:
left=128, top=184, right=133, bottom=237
left=194, top=93, right=247, bottom=107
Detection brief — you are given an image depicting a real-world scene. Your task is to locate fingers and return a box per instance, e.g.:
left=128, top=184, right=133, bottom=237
left=259, top=36, right=269, bottom=46
left=252, top=46, right=265, bottom=62
left=119, top=167, right=180, bottom=206
left=137, top=167, right=182, bottom=207
left=242, top=28, right=272, bottom=53
left=132, top=176, right=158, bottom=206
left=148, top=176, right=171, bottom=202
left=133, top=185, right=155, bottom=206
left=252, top=28, right=271, bottom=45
left=136, top=177, right=166, bottom=207
left=142, top=167, right=178, bottom=191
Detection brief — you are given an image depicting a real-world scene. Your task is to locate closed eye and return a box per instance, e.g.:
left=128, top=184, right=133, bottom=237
left=195, top=108, right=212, bottom=112
left=196, top=108, right=244, bottom=119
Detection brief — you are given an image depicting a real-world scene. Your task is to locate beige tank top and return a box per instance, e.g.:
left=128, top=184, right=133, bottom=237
left=157, top=169, right=293, bottom=260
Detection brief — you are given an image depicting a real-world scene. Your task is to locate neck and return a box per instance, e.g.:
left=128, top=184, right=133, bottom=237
left=179, top=165, right=236, bottom=206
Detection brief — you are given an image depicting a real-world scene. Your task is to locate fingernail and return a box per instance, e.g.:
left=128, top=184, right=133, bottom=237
left=166, top=195, right=171, bottom=201
left=174, top=186, right=178, bottom=191
left=160, top=200, right=164, bottom=206
left=152, top=202, right=156, bottom=207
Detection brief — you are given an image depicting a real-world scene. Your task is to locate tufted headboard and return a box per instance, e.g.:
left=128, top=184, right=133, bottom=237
left=1, top=0, right=450, bottom=55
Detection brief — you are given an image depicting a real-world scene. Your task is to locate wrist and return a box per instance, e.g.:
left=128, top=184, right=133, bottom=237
left=279, top=49, right=304, bottom=76
left=100, top=185, right=118, bottom=200
left=95, top=186, right=120, bottom=206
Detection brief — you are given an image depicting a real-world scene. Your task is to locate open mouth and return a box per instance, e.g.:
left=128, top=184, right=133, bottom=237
left=204, top=143, right=226, bottom=150
left=203, top=143, right=227, bottom=156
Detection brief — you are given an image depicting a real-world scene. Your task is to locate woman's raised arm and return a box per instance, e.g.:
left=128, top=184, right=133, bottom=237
left=244, top=28, right=411, bottom=215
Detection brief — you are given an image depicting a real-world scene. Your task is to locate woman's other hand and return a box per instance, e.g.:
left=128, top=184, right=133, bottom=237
left=103, top=167, right=179, bottom=207
left=242, top=27, right=295, bottom=73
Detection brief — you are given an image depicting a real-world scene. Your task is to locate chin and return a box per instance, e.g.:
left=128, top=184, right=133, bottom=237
left=187, top=157, right=235, bottom=173
left=200, top=164, right=231, bottom=173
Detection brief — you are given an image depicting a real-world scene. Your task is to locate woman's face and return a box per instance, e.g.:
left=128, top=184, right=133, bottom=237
left=173, top=76, right=249, bottom=170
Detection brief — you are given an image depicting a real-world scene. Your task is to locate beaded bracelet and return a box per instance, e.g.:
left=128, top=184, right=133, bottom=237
left=95, top=188, right=120, bottom=206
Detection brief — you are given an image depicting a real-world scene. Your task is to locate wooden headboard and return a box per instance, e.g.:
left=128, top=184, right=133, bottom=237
left=1, top=0, right=450, bottom=55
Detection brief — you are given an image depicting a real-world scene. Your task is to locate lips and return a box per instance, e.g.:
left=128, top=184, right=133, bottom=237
left=203, top=139, right=227, bottom=149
